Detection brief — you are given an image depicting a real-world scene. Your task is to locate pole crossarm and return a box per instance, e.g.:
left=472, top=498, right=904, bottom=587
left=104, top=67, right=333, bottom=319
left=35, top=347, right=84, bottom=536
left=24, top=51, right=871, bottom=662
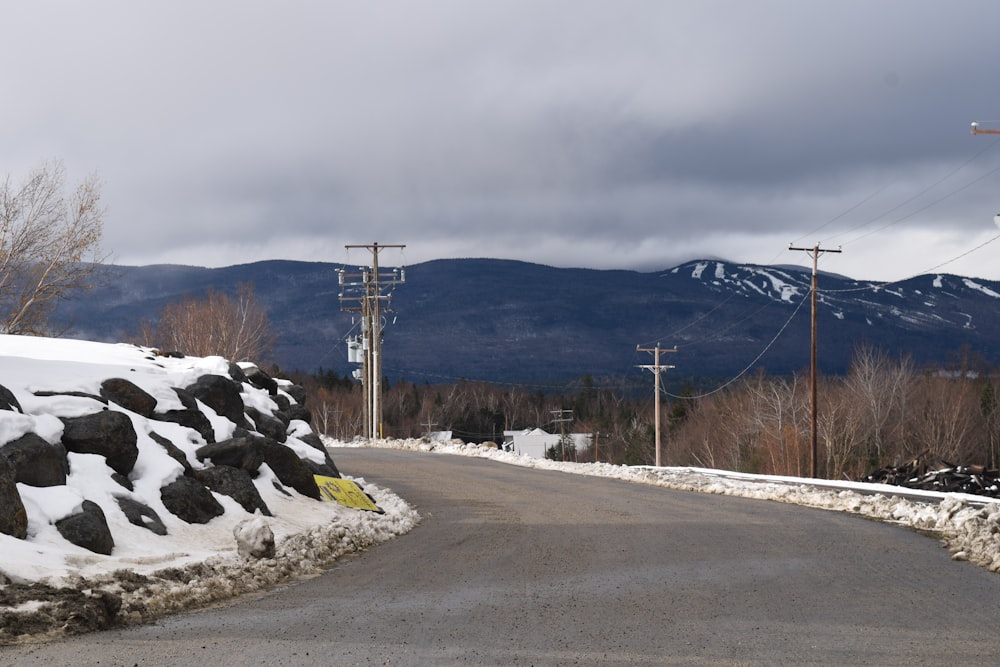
left=636, top=343, right=677, bottom=468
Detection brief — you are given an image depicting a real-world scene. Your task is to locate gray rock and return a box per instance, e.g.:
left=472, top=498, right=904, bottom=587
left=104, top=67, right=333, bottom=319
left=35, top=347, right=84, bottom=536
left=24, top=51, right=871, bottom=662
left=284, top=404, right=312, bottom=424
left=151, top=408, right=215, bottom=444
left=284, top=384, right=307, bottom=407
left=0, top=383, right=22, bottom=412
left=185, top=374, right=248, bottom=428
left=60, top=410, right=138, bottom=476
left=149, top=431, right=194, bottom=475
left=172, top=387, right=198, bottom=411
left=262, top=441, right=321, bottom=500
left=195, top=465, right=272, bottom=516
left=246, top=406, right=287, bottom=443
left=100, top=378, right=157, bottom=417
left=196, top=436, right=266, bottom=473
left=242, top=365, right=278, bottom=396
left=0, top=456, right=27, bottom=539
left=55, top=500, right=114, bottom=555
left=160, top=475, right=224, bottom=524
left=116, top=496, right=168, bottom=535
left=0, top=432, right=69, bottom=487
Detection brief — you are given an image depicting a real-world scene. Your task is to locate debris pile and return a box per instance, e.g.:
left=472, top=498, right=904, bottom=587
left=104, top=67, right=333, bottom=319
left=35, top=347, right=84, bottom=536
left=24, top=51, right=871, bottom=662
left=860, top=455, right=1000, bottom=498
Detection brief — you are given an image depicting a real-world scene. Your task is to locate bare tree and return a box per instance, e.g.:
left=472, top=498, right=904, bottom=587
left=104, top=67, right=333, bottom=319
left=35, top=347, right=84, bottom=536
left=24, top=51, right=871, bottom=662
left=138, top=283, right=277, bottom=362
left=845, top=344, right=913, bottom=465
left=0, top=161, right=106, bottom=334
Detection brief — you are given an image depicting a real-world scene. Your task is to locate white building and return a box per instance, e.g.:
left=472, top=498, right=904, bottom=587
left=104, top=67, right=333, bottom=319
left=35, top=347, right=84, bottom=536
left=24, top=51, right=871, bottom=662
left=502, top=428, right=592, bottom=460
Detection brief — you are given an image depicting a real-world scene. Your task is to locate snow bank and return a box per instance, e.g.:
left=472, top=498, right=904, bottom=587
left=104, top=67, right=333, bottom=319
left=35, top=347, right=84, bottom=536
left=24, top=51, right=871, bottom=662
left=0, top=335, right=420, bottom=643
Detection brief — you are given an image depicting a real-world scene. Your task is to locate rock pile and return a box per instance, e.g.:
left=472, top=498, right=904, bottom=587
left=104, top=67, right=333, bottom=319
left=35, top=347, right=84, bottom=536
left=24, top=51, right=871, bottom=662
left=860, top=454, right=1000, bottom=498
left=0, top=349, right=338, bottom=556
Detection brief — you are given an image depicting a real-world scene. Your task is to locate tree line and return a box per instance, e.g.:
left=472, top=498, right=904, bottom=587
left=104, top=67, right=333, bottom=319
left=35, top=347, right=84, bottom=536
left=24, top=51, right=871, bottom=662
left=293, top=343, right=1000, bottom=480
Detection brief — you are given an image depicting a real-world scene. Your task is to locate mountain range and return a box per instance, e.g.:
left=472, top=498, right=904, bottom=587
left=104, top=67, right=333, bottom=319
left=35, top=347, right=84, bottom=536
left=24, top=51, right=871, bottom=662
left=50, top=258, right=1000, bottom=388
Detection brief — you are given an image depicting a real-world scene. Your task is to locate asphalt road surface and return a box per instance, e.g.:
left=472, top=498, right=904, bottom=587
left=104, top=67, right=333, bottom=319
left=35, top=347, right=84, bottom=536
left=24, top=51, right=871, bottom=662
left=5, top=447, right=1000, bottom=666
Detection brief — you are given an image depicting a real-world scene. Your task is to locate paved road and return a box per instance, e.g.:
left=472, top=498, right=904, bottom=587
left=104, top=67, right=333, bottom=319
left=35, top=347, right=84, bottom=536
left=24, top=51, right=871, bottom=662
left=6, top=448, right=1000, bottom=666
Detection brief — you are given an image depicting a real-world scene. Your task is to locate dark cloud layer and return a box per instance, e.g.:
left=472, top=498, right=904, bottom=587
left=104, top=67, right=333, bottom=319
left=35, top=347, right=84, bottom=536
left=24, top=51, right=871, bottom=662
left=4, top=1, right=1000, bottom=280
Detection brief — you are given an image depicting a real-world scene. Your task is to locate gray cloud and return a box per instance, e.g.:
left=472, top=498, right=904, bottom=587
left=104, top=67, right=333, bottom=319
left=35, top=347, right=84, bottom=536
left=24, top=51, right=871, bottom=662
left=3, top=1, right=1000, bottom=280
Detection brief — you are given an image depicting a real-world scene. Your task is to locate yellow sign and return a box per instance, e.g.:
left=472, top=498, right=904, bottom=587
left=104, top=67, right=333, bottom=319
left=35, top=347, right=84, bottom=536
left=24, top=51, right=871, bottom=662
left=314, top=475, right=383, bottom=513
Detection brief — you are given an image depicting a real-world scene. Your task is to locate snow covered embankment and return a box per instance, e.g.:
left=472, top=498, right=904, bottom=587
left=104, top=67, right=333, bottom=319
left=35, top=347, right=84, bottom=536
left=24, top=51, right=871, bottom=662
left=332, top=437, right=1000, bottom=575
left=0, top=337, right=418, bottom=644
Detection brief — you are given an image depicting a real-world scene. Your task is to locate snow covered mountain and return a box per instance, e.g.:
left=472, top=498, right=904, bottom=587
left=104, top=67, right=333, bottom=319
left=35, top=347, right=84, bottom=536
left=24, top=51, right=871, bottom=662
left=52, top=258, right=1000, bottom=384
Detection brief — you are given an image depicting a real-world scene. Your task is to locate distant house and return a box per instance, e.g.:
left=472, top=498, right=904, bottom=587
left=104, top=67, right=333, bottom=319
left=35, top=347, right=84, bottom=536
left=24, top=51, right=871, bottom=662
left=502, top=428, right=593, bottom=459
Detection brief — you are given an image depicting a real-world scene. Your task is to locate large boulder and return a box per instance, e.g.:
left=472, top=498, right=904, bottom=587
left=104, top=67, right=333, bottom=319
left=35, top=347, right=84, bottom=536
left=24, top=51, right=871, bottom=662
left=60, top=410, right=138, bottom=476
left=55, top=500, right=114, bottom=555
left=185, top=374, right=248, bottom=428
left=196, top=436, right=266, bottom=473
left=0, top=432, right=69, bottom=487
left=160, top=475, right=224, bottom=524
left=0, top=456, right=27, bottom=539
left=261, top=441, right=321, bottom=500
left=195, top=465, right=271, bottom=516
left=100, top=378, right=157, bottom=417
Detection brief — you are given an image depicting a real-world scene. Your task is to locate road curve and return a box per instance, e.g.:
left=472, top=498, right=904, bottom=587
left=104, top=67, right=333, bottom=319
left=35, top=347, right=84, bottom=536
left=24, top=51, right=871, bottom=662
left=5, top=447, right=1000, bottom=666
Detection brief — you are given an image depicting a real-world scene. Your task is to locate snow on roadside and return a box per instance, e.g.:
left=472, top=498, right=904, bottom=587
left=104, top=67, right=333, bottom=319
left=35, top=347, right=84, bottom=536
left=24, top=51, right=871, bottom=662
left=1, top=477, right=419, bottom=643
left=328, top=436, right=1000, bottom=575
left=95, top=476, right=420, bottom=626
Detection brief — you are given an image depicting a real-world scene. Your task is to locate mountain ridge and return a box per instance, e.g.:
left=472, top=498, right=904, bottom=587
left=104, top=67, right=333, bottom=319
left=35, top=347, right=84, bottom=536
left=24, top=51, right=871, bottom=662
left=50, top=257, right=1000, bottom=385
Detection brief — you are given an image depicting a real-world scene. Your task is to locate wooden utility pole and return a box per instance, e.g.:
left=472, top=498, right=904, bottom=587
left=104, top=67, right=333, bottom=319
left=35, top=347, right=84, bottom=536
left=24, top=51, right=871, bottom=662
left=788, top=243, right=842, bottom=478
left=339, top=242, right=406, bottom=440
left=550, top=409, right=574, bottom=460
left=636, top=344, right=676, bottom=467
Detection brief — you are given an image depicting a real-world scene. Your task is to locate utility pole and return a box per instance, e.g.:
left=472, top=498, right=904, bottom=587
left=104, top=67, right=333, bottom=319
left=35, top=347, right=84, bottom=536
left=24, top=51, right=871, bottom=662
left=550, top=409, right=573, bottom=461
left=636, top=344, right=676, bottom=467
left=788, top=243, right=842, bottom=478
left=339, top=242, right=406, bottom=440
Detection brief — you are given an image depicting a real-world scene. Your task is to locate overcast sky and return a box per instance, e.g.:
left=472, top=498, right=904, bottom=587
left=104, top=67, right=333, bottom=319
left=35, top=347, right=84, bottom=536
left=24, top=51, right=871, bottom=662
left=4, top=1, right=1000, bottom=281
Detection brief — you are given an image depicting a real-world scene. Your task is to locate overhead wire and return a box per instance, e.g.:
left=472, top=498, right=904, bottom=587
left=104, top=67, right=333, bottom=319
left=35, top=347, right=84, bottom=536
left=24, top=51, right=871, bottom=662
left=661, top=287, right=811, bottom=399
left=633, top=128, right=1000, bottom=398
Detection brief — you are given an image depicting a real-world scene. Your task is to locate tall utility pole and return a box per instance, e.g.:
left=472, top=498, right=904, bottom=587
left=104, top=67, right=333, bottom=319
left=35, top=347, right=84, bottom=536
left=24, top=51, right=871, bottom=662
left=636, top=343, right=676, bottom=467
left=788, top=243, right=842, bottom=478
left=339, top=242, right=406, bottom=440
left=550, top=409, right=574, bottom=460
